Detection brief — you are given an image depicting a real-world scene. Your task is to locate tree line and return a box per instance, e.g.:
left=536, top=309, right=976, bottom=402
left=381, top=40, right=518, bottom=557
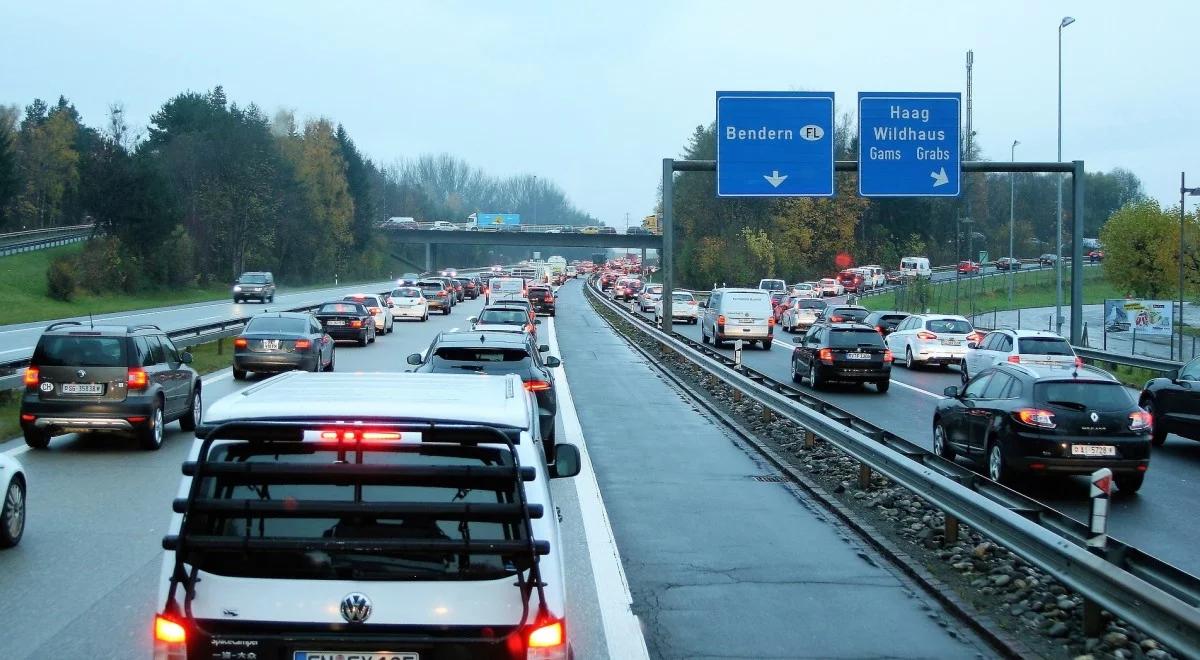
left=0, top=87, right=598, bottom=299
left=663, top=120, right=1146, bottom=289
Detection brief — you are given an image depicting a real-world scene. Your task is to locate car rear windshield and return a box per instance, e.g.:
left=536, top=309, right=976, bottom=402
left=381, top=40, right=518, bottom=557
left=478, top=310, right=529, bottom=325
left=418, top=282, right=444, bottom=292
left=672, top=293, right=694, bottom=302
left=829, top=329, right=886, bottom=348
left=245, top=317, right=307, bottom=334
left=877, top=314, right=908, bottom=325
left=318, top=303, right=364, bottom=315
left=926, top=319, right=972, bottom=334
left=434, top=347, right=529, bottom=362
left=1035, top=381, right=1133, bottom=411
left=345, top=296, right=380, bottom=306
left=1019, top=337, right=1073, bottom=355
left=238, top=274, right=267, bottom=284
left=33, top=335, right=127, bottom=367
left=392, top=288, right=420, bottom=298
left=830, top=308, right=869, bottom=322
left=799, top=299, right=827, bottom=309
left=182, top=441, right=529, bottom=580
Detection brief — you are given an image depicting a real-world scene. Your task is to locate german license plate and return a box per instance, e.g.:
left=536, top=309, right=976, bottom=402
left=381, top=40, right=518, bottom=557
left=61, top=383, right=103, bottom=395
left=326, top=320, right=346, bottom=326
left=262, top=339, right=280, bottom=350
left=1071, top=444, right=1116, bottom=457
left=295, top=653, right=418, bottom=660
left=847, top=352, right=871, bottom=360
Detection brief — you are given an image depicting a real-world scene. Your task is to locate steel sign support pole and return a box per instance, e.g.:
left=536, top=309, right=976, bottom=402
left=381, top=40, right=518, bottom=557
left=1071, top=161, right=1085, bottom=345
left=1180, top=173, right=1187, bottom=362
left=661, top=159, right=675, bottom=335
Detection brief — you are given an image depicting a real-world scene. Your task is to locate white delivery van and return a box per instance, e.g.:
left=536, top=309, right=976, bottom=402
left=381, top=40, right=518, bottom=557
left=487, top=276, right=525, bottom=304
left=701, top=287, right=776, bottom=350
left=900, top=257, right=932, bottom=279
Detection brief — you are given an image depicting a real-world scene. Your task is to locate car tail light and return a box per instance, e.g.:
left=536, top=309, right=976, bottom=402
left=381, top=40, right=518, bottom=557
left=545, top=294, right=553, bottom=302
left=320, top=429, right=402, bottom=442
left=526, top=324, right=535, bottom=333
left=233, top=337, right=248, bottom=348
left=368, top=307, right=380, bottom=315
left=127, top=367, right=149, bottom=390
left=1014, top=408, right=1056, bottom=429
left=350, top=320, right=363, bottom=328
left=528, top=618, right=565, bottom=650
left=768, top=317, right=775, bottom=327
left=916, top=331, right=937, bottom=340
left=294, top=339, right=312, bottom=350
left=20, top=413, right=35, bottom=422
left=1075, top=356, right=1084, bottom=367
left=1007, top=355, right=1021, bottom=363
left=154, top=614, right=187, bottom=656
left=688, top=300, right=697, bottom=306
left=875, top=325, right=884, bottom=334
left=525, top=380, right=552, bottom=392
left=23, top=366, right=38, bottom=388
left=1130, top=411, right=1152, bottom=431
left=717, top=315, right=726, bottom=326
left=830, top=315, right=845, bottom=322
left=437, top=291, right=446, bottom=297
left=818, top=348, right=834, bottom=364
left=884, top=349, right=894, bottom=362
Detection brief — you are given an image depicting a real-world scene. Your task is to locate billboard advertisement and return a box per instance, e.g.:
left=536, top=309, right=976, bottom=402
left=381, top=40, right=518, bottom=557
left=1104, top=299, right=1172, bottom=336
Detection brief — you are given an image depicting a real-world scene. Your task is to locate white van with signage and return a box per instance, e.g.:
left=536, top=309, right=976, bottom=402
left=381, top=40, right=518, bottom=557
left=900, top=257, right=932, bottom=279
left=700, top=288, right=776, bottom=350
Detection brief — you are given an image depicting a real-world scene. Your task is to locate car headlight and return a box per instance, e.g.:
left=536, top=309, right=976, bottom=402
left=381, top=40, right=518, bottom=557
left=233, top=285, right=242, bottom=292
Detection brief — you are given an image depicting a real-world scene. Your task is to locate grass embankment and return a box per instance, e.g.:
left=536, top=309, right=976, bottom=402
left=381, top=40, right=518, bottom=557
left=0, top=337, right=235, bottom=442
left=862, top=266, right=1122, bottom=316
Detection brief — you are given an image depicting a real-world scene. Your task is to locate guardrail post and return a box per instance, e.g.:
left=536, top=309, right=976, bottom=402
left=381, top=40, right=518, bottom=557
left=943, top=514, right=959, bottom=545
left=857, top=463, right=871, bottom=490
left=762, top=407, right=773, bottom=423
left=217, top=338, right=224, bottom=355
left=804, top=428, right=816, bottom=449
left=734, top=339, right=743, bottom=370
left=731, top=388, right=742, bottom=403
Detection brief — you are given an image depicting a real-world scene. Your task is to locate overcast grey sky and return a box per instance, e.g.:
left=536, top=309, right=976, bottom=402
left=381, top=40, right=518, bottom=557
left=2, top=1, right=1195, bottom=225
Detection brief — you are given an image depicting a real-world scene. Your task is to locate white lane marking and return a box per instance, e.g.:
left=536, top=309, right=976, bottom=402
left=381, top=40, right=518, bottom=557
left=889, top=378, right=945, bottom=399
left=546, top=317, right=650, bottom=660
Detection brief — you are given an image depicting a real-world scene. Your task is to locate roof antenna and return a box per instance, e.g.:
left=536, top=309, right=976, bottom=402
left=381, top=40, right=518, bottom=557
left=89, top=312, right=94, bottom=328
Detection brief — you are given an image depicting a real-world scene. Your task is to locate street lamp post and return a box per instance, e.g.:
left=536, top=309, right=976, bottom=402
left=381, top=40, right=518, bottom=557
left=1009, top=140, right=1020, bottom=307
left=1179, top=174, right=1200, bottom=360
left=1055, top=16, right=1075, bottom=336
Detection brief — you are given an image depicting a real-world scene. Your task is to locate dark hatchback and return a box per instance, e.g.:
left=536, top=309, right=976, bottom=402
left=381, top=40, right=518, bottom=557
left=936, top=364, right=1151, bottom=492
left=20, top=322, right=201, bottom=450
left=313, top=301, right=376, bottom=346
left=1139, top=355, right=1200, bottom=447
left=232, top=312, right=334, bottom=380
left=527, top=285, right=556, bottom=316
left=407, top=331, right=561, bottom=461
left=791, top=323, right=893, bottom=393
left=456, top=277, right=481, bottom=300
left=822, top=305, right=871, bottom=325
left=864, top=311, right=910, bottom=337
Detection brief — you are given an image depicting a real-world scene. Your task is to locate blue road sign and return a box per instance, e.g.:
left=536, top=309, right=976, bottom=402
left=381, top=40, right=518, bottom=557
left=716, top=91, right=835, bottom=197
left=858, top=92, right=961, bottom=197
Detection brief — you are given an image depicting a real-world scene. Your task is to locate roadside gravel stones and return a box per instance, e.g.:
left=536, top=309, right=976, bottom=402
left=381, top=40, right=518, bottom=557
left=591, top=294, right=1179, bottom=660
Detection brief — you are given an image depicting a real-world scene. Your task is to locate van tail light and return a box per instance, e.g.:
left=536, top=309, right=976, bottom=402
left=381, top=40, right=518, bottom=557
left=293, top=339, right=312, bottom=350
left=1130, top=411, right=1152, bottom=432
left=524, top=380, right=552, bottom=392
left=717, top=315, right=726, bottom=326
left=127, top=367, right=149, bottom=390
left=350, top=320, right=363, bottom=328
left=1075, top=356, right=1084, bottom=368
left=153, top=614, right=187, bottom=660
left=916, top=331, right=937, bottom=340
left=1007, top=355, right=1021, bottom=364
left=884, top=349, right=894, bottom=363
left=818, top=348, right=834, bottom=364
left=688, top=300, right=697, bottom=306
left=233, top=337, right=248, bottom=348
left=23, top=366, right=39, bottom=389
left=528, top=618, right=565, bottom=649
left=1014, top=408, right=1056, bottom=429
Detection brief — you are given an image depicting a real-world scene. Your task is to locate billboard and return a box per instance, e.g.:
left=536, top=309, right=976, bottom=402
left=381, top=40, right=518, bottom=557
left=1104, top=299, right=1172, bottom=336
left=475, top=213, right=521, bottom=227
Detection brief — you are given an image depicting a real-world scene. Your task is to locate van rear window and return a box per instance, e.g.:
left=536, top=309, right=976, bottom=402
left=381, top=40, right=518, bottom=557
left=33, top=336, right=126, bottom=367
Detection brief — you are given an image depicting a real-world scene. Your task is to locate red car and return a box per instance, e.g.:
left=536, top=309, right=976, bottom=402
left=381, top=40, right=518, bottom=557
left=837, top=269, right=865, bottom=293
left=1089, top=250, right=1105, bottom=262
left=957, top=260, right=981, bottom=275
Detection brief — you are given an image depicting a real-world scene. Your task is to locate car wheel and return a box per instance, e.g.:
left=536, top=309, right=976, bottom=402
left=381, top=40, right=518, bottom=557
left=933, top=421, right=955, bottom=459
left=790, top=359, right=802, bottom=383
left=809, top=363, right=822, bottom=389
left=905, top=347, right=916, bottom=370
left=443, top=306, right=450, bottom=315
left=987, top=442, right=1007, bottom=485
left=233, top=368, right=247, bottom=381
left=22, top=427, right=50, bottom=450
left=960, top=361, right=969, bottom=385
left=138, top=403, right=165, bottom=451
left=1115, top=472, right=1145, bottom=495
left=268, top=294, right=275, bottom=303
left=701, top=326, right=710, bottom=344
left=358, top=332, right=369, bottom=347
left=326, top=349, right=335, bottom=371
left=1143, top=399, right=1167, bottom=447
left=762, top=339, right=772, bottom=350
left=179, top=387, right=201, bottom=432
left=875, top=379, right=889, bottom=393
left=0, top=477, right=25, bottom=548
left=233, top=296, right=241, bottom=304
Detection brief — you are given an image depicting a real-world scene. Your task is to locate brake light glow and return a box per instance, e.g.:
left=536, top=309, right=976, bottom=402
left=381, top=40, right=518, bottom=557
left=23, top=366, right=38, bottom=388
left=688, top=300, right=697, bottom=306
left=293, top=339, right=312, bottom=350
left=818, top=348, right=834, bottom=364
left=875, top=326, right=884, bottom=334
left=528, top=619, right=565, bottom=648
left=1007, top=355, right=1021, bottom=363
left=20, top=414, right=35, bottom=422
left=884, top=349, right=894, bottom=362
left=768, top=317, right=775, bottom=327
left=437, top=291, right=447, bottom=297
left=127, top=367, right=149, bottom=390
left=1015, top=408, right=1056, bottom=428
left=1130, top=411, right=1152, bottom=432
left=967, top=331, right=984, bottom=343
left=717, top=315, right=726, bottom=326
left=524, top=380, right=552, bottom=392
left=830, top=315, right=844, bottom=323
left=320, top=429, right=403, bottom=442
left=233, top=337, right=248, bottom=348
left=154, top=615, right=187, bottom=644
left=350, top=320, right=363, bottom=328
left=916, top=331, right=937, bottom=340
left=545, top=295, right=553, bottom=302
left=368, top=307, right=380, bottom=315
left=1075, top=356, right=1084, bottom=368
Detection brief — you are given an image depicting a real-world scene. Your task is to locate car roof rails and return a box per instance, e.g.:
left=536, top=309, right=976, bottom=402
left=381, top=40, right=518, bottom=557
left=45, top=320, right=83, bottom=331
left=163, top=419, right=551, bottom=634
left=129, top=324, right=163, bottom=333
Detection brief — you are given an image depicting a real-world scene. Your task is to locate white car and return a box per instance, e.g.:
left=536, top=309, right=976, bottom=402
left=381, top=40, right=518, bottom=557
left=859, top=265, right=886, bottom=289
left=655, top=290, right=699, bottom=324
left=471, top=305, right=537, bottom=334
left=886, top=314, right=978, bottom=369
left=818, top=278, right=844, bottom=297
left=344, top=293, right=394, bottom=334
left=639, top=284, right=664, bottom=312
left=0, top=454, right=26, bottom=548
left=961, top=328, right=1079, bottom=384
left=790, top=282, right=820, bottom=298
left=388, top=286, right=429, bottom=321
left=156, top=373, right=581, bottom=660
left=780, top=297, right=828, bottom=332
left=431, top=220, right=457, bottom=231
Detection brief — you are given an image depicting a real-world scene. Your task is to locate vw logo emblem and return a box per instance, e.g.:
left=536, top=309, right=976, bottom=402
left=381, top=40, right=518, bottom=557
left=1090, top=412, right=1099, bottom=423
left=76, top=369, right=87, bottom=378
left=340, top=592, right=372, bottom=623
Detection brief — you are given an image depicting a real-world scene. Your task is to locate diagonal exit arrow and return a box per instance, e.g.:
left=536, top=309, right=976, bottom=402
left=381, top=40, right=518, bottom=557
left=930, top=167, right=949, bottom=187
left=763, top=170, right=788, bottom=188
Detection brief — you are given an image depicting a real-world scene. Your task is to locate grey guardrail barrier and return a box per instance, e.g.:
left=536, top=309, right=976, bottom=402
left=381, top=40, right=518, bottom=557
left=0, top=228, right=93, bottom=257
left=1073, top=347, right=1182, bottom=376
left=585, top=278, right=1200, bottom=655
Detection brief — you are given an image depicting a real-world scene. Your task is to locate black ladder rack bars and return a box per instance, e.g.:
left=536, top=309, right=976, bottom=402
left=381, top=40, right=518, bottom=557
left=163, top=418, right=552, bottom=630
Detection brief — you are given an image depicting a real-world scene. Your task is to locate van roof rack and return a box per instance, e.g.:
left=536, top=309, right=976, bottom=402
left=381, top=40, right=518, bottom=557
left=45, top=321, right=83, bottom=331
left=163, top=418, right=551, bottom=637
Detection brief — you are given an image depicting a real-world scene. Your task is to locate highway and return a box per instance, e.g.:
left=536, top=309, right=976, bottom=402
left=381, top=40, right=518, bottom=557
left=0, top=279, right=990, bottom=659
left=625, top=290, right=1200, bottom=576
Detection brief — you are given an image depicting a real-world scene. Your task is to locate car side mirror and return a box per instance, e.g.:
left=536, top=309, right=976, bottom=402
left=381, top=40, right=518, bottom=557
left=468, top=316, right=478, bottom=324
left=535, top=319, right=542, bottom=325
left=551, top=443, right=581, bottom=478
left=967, top=341, right=977, bottom=350
left=180, top=351, right=193, bottom=364
left=1168, top=369, right=1180, bottom=382
left=943, top=385, right=960, bottom=398
left=544, top=356, right=562, bottom=368
left=539, top=344, right=550, bottom=352
left=406, top=353, right=422, bottom=366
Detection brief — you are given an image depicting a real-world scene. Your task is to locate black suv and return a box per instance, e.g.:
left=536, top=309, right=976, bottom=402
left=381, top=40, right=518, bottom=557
left=20, top=322, right=202, bottom=450
left=936, top=364, right=1151, bottom=492
left=791, top=322, right=893, bottom=392
left=527, top=285, right=556, bottom=316
left=1139, top=355, right=1200, bottom=447
left=232, top=271, right=275, bottom=303
left=456, top=277, right=481, bottom=300
left=407, top=331, right=562, bottom=461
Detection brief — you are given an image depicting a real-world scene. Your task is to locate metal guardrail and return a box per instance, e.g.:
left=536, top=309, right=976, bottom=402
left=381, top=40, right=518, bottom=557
left=0, top=223, right=94, bottom=245
left=0, top=225, right=94, bottom=257
left=1073, top=347, right=1182, bottom=375
left=586, top=278, right=1200, bottom=655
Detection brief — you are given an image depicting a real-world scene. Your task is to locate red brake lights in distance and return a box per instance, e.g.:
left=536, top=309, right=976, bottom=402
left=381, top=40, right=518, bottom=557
left=883, top=349, right=894, bottom=362
left=350, top=320, right=363, bottom=328
left=154, top=614, right=186, bottom=644
left=1007, top=355, right=1021, bottom=364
